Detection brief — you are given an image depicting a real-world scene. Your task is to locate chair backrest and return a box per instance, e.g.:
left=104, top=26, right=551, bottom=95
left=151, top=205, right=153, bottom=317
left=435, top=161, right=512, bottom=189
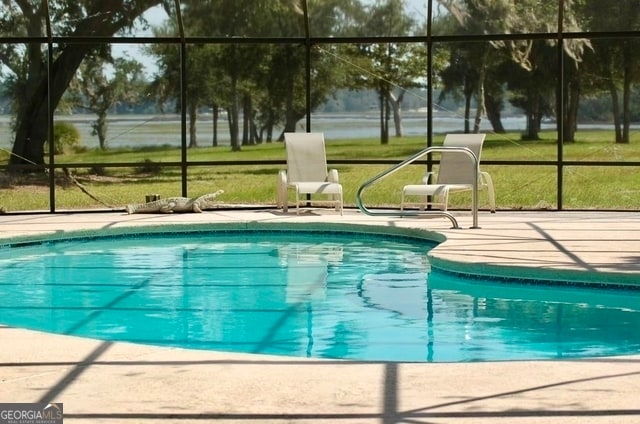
left=436, top=133, right=486, bottom=185
left=284, top=132, right=329, bottom=183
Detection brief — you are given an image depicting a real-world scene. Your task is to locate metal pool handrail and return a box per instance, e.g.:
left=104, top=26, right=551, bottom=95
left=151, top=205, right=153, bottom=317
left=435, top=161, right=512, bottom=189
left=355, top=146, right=480, bottom=229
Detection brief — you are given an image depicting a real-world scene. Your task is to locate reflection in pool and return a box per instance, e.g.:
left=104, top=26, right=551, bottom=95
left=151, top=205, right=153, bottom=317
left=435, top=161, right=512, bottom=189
left=0, top=229, right=639, bottom=362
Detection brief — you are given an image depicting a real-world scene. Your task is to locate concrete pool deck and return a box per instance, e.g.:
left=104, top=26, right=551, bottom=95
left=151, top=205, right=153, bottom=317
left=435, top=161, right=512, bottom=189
left=0, top=209, right=639, bottom=423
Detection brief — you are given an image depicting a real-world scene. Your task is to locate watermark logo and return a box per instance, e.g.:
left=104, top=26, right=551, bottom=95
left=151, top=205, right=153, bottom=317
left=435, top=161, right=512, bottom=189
left=0, top=403, right=63, bottom=424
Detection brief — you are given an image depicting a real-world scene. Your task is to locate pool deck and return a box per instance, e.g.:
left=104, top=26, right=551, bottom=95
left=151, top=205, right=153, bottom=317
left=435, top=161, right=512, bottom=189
left=1, top=209, right=639, bottom=423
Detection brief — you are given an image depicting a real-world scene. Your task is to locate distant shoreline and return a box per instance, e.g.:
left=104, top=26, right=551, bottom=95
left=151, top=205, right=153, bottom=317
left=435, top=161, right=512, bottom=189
left=0, top=112, right=633, bottom=150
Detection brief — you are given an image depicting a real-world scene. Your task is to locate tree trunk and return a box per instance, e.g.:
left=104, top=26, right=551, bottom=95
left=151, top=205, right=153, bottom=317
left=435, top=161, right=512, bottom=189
left=251, top=113, right=260, bottom=144
left=378, top=90, right=389, bottom=145
left=265, top=111, right=274, bottom=143
left=522, top=87, right=541, bottom=140
left=188, top=101, right=198, bottom=148
left=463, top=93, right=472, bottom=134
left=241, top=93, right=254, bottom=146
left=472, top=87, right=484, bottom=134
left=473, top=47, right=488, bottom=134
left=524, top=111, right=539, bottom=141
left=605, top=69, right=623, bottom=143
left=562, top=77, right=580, bottom=143
left=485, top=94, right=505, bottom=133
left=211, top=104, right=219, bottom=147
left=621, top=43, right=633, bottom=144
left=96, top=111, right=108, bottom=150
left=389, top=89, right=405, bottom=138
left=228, top=75, right=240, bottom=151
left=283, top=62, right=298, bottom=134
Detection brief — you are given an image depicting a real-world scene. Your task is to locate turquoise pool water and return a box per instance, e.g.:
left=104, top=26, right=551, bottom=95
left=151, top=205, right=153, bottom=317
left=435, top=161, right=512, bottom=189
left=0, top=228, right=639, bottom=362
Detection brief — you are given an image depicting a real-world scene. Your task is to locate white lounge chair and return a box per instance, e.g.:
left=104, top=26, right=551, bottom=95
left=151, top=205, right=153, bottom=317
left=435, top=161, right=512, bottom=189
left=278, top=132, right=343, bottom=215
left=401, top=133, right=496, bottom=212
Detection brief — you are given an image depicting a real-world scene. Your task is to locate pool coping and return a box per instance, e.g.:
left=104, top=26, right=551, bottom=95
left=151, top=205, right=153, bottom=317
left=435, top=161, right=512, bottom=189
left=428, top=255, right=640, bottom=289
left=0, top=211, right=637, bottom=289
left=0, top=221, right=446, bottom=246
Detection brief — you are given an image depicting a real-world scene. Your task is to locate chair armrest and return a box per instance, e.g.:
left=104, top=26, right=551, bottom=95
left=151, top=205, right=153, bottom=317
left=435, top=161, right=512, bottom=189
left=279, top=169, right=288, bottom=185
left=328, top=169, right=340, bottom=184
left=422, top=171, right=436, bottom=184
left=480, top=170, right=496, bottom=213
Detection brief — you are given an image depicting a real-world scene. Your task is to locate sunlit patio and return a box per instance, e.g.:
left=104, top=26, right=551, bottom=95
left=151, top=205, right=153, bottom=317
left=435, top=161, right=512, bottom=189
left=1, top=209, right=639, bottom=423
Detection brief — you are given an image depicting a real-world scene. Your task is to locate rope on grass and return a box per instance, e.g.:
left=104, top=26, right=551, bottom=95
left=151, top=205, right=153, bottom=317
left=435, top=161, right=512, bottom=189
left=62, top=167, right=117, bottom=209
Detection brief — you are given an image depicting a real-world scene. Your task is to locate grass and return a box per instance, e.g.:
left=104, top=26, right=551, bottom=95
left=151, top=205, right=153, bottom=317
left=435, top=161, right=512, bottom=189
left=2, top=130, right=640, bottom=212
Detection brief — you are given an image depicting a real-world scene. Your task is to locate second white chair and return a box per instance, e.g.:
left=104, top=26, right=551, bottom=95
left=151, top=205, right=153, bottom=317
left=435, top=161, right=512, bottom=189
left=401, top=133, right=495, bottom=213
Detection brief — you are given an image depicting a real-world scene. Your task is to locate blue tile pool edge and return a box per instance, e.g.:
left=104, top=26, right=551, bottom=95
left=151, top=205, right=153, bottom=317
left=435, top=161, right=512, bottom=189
left=0, top=221, right=445, bottom=249
left=427, top=255, right=640, bottom=290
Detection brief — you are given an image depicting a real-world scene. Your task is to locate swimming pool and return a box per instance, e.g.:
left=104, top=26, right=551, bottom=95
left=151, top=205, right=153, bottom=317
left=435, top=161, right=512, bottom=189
left=1, top=224, right=639, bottom=362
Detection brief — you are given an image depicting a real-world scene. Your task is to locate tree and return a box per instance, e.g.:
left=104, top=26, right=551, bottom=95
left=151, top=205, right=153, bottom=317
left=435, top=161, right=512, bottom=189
left=2, top=0, right=166, bottom=171
left=576, top=0, right=640, bottom=144
left=275, top=0, right=361, bottom=137
left=70, top=55, right=145, bottom=150
left=437, top=42, right=491, bottom=134
left=150, top=1, right=294, bottom=150
left=147, top=31, right=224, bottom=149
left=347, top=0, right=426, bottom=144
left=435, top=0, right=519, bottom=135
left=438, top=0, right=590, bottom=141
left=148, top=0, right=353, bottom=148
left=502, top=45, right=556, bottom=141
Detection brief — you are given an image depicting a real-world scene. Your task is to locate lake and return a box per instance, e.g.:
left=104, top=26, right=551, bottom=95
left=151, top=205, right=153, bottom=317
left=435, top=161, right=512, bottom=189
left=0, top=112, right=626, bottom=151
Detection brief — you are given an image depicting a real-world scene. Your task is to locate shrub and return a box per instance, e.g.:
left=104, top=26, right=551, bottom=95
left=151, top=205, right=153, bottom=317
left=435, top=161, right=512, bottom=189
left=89, top=166, right=108, bottom=176
left=135, top=158, right=161, bottom=175
left=49, top=122, right=82, bottom=155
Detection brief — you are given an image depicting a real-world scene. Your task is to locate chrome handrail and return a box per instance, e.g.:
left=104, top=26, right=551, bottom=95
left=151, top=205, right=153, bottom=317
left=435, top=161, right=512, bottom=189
left=355, top=146, right=480, bottom=229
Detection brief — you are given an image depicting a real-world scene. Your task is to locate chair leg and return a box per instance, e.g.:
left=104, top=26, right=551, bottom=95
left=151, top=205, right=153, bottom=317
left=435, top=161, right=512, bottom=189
left=278, top=171, right=288, bottom=211
left=282, top=186, right=289, bottom=213
left=441, top=189, right=449, bottom=212
left=419, top=195, right=427, bottom=211
left=277, top=186, right=283, bottom=209
left=481, top=172, right=496, bottom=213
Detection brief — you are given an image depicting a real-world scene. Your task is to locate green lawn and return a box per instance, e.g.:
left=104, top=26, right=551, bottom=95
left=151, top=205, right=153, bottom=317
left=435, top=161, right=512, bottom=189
left=2, top=130, right=640, bottom=212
